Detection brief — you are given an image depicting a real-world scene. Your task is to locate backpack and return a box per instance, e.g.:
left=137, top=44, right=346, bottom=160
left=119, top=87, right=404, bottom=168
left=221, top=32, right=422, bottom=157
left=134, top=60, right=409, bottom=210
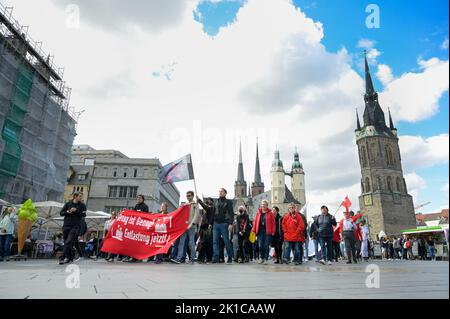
left=404, top=240, right=411, bottom=249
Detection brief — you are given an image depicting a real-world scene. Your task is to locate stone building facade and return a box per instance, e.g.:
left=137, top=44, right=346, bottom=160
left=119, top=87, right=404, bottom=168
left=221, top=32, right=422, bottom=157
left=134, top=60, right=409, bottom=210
left=355, top=55, right=416, bottom=239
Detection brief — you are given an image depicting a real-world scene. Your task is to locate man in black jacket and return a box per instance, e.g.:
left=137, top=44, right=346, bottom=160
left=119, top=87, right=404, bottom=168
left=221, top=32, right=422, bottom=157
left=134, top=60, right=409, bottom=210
left=315, top=205, right=336, bottom=265
left=134, top=195, right=149, bottom=213
left=198, top=188, right=234, bottom=263
left=59, top=192, right=87, bottom=264
left=272, top=207, right=283, bottom=264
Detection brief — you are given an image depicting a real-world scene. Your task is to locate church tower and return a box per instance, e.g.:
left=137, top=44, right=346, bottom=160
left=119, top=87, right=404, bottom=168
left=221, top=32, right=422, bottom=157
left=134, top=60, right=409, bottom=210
left=251, top=141, right=265, bottom=196
left=271, top=149, right=285, bottom=205
left=355, top=53, right=416, bottom=239
left=291, top=148, right=306, bottom=206
left=234, top=141, right=247, bottom=198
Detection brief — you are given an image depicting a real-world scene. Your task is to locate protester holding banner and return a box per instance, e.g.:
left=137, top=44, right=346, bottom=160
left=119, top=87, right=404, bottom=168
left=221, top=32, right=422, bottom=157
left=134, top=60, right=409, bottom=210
left=252, top=200, right=276, bottom=265
left=134, top=195, right=149, bottom=213
left=155, top=203, right=169, bottom=264
left=171, top=191, right=202, bottom=264
left=59, top=192, right=87, bottom=265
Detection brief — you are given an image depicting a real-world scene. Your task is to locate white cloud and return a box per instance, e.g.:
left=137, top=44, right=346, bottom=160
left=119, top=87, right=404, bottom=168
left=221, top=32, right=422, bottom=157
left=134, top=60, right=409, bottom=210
left=400, top=134, right=449, bottom=172
left=50, top=0, right=192, bottom=34
left=376, top=64, right=394, bottom=86
left=357, top=38, right=375, bottom=49
left=378, top=57, right=449, bottom=122
left=4, top=0, right=448, bottom=216
left=404, top=172, right=427, bottom=207
left=356, top=38, right=381, bottom=64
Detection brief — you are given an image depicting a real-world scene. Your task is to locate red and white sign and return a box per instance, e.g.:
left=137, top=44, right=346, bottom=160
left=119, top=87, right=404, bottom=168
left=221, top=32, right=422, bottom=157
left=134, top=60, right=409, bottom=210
left=101, top=205, right=190, bottom=260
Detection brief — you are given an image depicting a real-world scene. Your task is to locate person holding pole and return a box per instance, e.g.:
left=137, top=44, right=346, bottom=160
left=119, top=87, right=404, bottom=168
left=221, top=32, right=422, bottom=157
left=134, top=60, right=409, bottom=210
left=171, top=191, right=202, bottom=264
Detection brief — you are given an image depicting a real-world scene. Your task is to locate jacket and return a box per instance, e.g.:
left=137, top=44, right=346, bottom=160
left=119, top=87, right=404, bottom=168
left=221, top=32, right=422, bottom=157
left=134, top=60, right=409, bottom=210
left=134, top=202, right=149, bottom=213
left=233, top=213, right=251, bottom=236
left=309, top=217, right=319, bottom=240
left=187, top=202, right=202, bottom=229
left=212, top=197, right=234, bottom=225
left=0, top=213, right=17, bottom=235
left=315, top=213, right=337, bottom=238
left=252, top=208, right=276, bottom=236
left=60, top=201, right=87, bottom=228
left=274, top=213, right=284, bottom=241
left=282, top=212, right=305, bottom=242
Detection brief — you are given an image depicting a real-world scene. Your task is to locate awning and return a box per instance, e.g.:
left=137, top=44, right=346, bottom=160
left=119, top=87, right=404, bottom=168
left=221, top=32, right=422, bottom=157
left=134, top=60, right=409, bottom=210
left=401, top=226, right=446, bottom=235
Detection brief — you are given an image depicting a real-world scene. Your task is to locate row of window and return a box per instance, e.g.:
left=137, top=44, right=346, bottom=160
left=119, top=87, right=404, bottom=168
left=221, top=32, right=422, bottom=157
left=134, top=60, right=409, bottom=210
left=72, top=186, right=85, bottom=193
left=108, top=186, right=138, bottom=199
left=359, top=144, right=397, bottom=167
left=362, top=176, right=404, bottom=193
left=104, top=206, right=134, bottom=214
left=98, top=167, right=157, bottom=178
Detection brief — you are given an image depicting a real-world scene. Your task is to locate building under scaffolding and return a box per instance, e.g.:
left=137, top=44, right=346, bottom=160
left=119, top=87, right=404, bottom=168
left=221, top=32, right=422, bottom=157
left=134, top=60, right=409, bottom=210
left=0, top=3, right=77, bottom=203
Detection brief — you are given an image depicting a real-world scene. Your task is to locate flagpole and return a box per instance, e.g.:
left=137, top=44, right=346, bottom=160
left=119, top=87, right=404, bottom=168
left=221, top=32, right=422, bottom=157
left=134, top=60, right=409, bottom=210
left=190, top=154, right=199, bottom=199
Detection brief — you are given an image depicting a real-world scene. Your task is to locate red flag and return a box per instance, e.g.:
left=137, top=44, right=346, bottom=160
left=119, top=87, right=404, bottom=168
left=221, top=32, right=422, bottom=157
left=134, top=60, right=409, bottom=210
left=341, top=196, right=352, bottom=212
left=101, top=205, right=190, bottom=260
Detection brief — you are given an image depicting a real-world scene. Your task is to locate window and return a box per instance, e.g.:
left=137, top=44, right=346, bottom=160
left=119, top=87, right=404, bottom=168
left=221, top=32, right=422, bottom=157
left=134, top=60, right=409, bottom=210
left=78, top=175, right=86, bottom=181
left=113, top=168, right=117, bottom=177
left=103, top=167, right=108, bottom=176
left=119, top=186, right=128, bottom=198
left=396, top=177, right=402, bottom=193
left=377, top=176, right=382, bottom=191
left=386, top=146, right=394, bottom=166
left=387, top=176, right=392, bottom=192
left=134, top=169, right=138, bottom=178
left=365, top=177, right=371, bottom=193
left=123, top=168, right=128, bottom=178
left=108, top=186, right=118, bottom=198
left=128, top=186, right=138, bottom=199
left=360, top=146, right=368, bottom=167
left=73, top=186, right=76, bottom=193
left=81, top=187, right=84, bottom=192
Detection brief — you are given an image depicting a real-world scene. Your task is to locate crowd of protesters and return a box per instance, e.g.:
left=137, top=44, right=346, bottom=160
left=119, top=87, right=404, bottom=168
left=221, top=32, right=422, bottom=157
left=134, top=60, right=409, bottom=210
left=2, top=188, right=443, bottom=265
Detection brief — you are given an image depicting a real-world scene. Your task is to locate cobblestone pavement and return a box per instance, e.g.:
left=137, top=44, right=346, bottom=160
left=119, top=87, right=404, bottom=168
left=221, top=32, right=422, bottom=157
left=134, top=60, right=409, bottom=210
left=0, top=259, right=448, bottom=299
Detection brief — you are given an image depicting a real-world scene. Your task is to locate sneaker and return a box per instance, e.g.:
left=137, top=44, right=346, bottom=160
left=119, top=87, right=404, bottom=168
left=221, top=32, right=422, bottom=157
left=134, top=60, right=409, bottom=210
left=59, top=258, right=71, bottom=265
left=346, top=260, right=352, bottom=264
left=327, top=261, right=332, bottom=265
left=227, top=258, right=233, bottom=264
left=263, top=260, right=269, bottom=265
left=155, top=259, right=162, bottom=264
left=258, top=259, right=264, bottom=264
left=74, top=257, right=84, bottom=262
left=319, top=259, right=326, bottom=265
left=107, top=258, right=115, bottom=262
left=170, top=258, right=181, bottom=264
left=117, top=257, right=123, bottom=262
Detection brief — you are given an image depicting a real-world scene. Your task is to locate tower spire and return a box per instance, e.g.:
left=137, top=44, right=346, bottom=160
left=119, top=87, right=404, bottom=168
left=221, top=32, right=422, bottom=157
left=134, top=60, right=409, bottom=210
left=251, top=138, right=264, bottom=196
left=356, top=108, right=362, bottom=131
left=388, top=108, right=396, bottom=130
left=236, top=139, right=245, bottom=183
left=364, top=50, right=375, bottom=95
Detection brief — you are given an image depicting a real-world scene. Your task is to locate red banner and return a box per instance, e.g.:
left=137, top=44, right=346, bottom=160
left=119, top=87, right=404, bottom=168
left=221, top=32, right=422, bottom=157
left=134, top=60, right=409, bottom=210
left=101, top=205, right=190, bottom=260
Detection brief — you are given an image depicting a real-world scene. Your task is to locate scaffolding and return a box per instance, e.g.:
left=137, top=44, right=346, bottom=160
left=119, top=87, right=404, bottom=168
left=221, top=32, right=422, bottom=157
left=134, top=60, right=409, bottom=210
left=0, top=3, right=77, bottom=203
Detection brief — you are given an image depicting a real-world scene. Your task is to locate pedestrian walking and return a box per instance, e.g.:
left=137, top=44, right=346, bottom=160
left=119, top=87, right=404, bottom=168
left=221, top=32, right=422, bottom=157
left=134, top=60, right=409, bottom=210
left=314, top=205, right=336, bottom=265
left=252, top=200, right=275, bottom=265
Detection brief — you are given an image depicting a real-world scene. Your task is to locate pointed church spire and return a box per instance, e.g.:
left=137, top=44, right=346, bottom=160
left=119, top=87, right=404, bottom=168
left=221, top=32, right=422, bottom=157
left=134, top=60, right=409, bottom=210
left=356, top=108, right=362, bottom=131
left=364, top=50, right=375, bottom=95
left=236, top=139, right=245, bottom=183
left=254, top=139, right=262, bottom=184
left=388, top=108, right=396, bottom=130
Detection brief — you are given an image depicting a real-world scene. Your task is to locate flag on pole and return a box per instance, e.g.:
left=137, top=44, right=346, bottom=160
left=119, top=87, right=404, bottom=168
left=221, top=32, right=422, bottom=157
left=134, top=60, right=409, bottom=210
left=159, top=154, right=195, bottom=184
left=341, top=196, right=352, bottom=212
left=300, top=202, right=308, bottom=215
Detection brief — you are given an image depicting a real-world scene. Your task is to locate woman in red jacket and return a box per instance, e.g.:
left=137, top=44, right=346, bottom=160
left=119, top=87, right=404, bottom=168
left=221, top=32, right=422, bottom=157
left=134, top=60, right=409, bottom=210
left=252, top=200, right=276, bottom=265
left=282, top=203, right=305, bottom=265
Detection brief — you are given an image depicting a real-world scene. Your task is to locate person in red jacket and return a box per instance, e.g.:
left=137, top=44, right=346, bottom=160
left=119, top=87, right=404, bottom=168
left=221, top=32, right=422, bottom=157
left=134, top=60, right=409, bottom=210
left=282, top=203, right=305, bottom=265
left=252, top=200, right=276, bottom=265
left=332, top=225, right=341, bottom=262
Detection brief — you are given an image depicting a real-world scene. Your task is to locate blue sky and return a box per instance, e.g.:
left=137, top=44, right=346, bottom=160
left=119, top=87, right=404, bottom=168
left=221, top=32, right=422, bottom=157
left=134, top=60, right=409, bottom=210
left=194, top=0, right=449, bottom=213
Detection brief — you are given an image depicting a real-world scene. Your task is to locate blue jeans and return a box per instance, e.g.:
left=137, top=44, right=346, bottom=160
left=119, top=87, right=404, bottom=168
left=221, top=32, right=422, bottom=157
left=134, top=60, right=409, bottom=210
left=429, top=246, right=436, bottom=259
left=0, top=234, right=13, bottom=258
left=313, top=239, right=321, bottom=261
left=284, top=241, right=300, bottom=263
left=171, top=238, right=180, bottom=259
left=257, top=230, right=272, bottom=260
left=213, top=223, right=233, bottom=262
left=303, top=239, right=309, bottom=261
left=177, top=226, right=197, bottom=261
left=319, top=236, right=333, bottom=262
